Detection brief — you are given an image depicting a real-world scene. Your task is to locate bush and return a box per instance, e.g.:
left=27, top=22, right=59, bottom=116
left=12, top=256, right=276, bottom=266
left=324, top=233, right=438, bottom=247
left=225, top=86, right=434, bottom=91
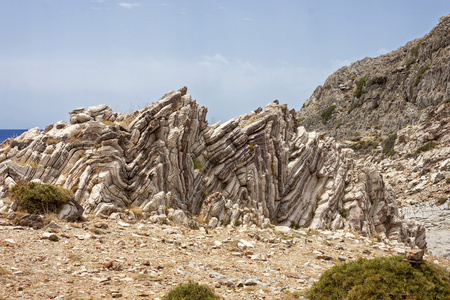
left=411, top=37, right=429, bottom=57
left=353, top=75, right=367, bottom=98
left=414, top=64, right=430, bottom=87
left=382, top=133, right=398, bottom=157
left=307, top=256, right=450, bottom=300
left=163, top=282, right=220, bottom=300
left=415, top=141, right=436, bottom=154
left=321, top=105, right=337, bottom=121
left=9, top=182, right=73, bottom=214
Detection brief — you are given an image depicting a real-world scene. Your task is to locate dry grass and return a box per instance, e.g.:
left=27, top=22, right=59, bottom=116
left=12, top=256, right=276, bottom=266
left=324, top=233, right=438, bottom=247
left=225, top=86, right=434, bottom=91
left=129, top=206, right=143, bottom=219
left=0, top=266, right=11, bottom=276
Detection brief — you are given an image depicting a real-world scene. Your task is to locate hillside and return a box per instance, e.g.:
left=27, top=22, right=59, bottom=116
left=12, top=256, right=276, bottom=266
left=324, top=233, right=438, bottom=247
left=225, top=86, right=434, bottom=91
left=297, top=14, right=450, bottom=141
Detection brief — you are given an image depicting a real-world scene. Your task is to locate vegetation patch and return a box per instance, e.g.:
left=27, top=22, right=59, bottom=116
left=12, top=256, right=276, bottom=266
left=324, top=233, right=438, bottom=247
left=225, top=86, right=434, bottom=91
left=290, top=221, right=300, bottom=230
left=348, top=100, right=361, bottom=113
left=163, top=281, right=220, bottom=300
left=9, top=182, right=73, bottom=214
left=297, top=116, right=305, bottom=124
left=335, top=122, right=342, bottom=129
left=193, top=159, right=203, bottom=172
left=414, top=64, right=431, bottom=86
left=321, top=105, right=337, bottom=121
left=353, top=75, right=367, bottom=98
left=415, top=141, right=436, bottom=154
left=382, top=133, right=398, bottom=157
left=411, top=37, right=429, bottom=57
left=306, top=256, right=450, bottom=300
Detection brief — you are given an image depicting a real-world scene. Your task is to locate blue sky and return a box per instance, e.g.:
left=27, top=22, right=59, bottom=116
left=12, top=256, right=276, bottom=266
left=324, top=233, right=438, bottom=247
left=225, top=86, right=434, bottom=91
left=0, top=0, right=448, bottom=129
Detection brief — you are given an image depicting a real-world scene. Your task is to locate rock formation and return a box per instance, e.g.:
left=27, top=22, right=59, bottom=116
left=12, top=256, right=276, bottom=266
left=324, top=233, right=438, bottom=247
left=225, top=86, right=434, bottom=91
left=297, top=14, right=450, bottom=141
left=0, top=87, right=425, bottom=248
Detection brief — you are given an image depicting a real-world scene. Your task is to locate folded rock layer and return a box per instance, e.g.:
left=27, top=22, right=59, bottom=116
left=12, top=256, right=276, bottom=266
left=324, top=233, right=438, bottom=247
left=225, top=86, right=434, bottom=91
left=0, top=88, right=425, bottom=248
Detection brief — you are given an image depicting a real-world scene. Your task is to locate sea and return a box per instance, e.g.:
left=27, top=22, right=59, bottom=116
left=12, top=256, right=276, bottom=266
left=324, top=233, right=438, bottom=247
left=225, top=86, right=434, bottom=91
left=0, top=129, right=28, bottom=143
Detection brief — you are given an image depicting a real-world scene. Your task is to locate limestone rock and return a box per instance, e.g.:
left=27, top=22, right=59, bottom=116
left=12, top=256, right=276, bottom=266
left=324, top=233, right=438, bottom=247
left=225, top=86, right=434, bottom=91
left=297, top=15, right=450, bottom=141
left=406, top=249, right=425, bottom=262
left=0, top=88, right=425, bottom=248
left=19, top=214, right=44, bottom=230
left=58, top=199, right=84, bottom=222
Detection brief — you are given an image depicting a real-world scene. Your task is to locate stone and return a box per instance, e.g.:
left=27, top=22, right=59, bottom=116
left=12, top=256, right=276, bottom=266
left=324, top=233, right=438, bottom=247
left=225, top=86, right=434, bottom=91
left=118, top=221, right=131, bottom=227
left=47, top=220, right=62, bottom=229
left=42, top=232, right=59, bottom=241
left=58, top=199, right=84, bottom=222
left=19, top=214, right=44, bottom=230
left=406, top=249, right=425, bottom=262
left=430, top=173, right=445, bottom=184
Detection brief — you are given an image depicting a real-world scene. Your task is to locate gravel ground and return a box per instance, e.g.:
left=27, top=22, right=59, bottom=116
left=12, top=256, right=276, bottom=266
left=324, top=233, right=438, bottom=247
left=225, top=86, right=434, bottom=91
left=1, top=215, right=449, bottom=300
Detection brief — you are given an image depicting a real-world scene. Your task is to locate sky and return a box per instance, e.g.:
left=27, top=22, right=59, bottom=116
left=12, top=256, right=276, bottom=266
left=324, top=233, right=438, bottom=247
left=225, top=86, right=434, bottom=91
left=0, top=0, right=448, bottom=129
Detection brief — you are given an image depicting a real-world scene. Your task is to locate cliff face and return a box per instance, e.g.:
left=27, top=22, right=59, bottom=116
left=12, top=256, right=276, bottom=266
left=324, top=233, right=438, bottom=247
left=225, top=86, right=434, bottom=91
left=297, top=14, right=450, bottom=141
left=0, top=88, right=425, bottom=248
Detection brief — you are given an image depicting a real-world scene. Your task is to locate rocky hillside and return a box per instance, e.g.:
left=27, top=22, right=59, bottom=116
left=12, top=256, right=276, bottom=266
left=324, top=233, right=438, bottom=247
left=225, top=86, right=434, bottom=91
left=0, top=87, right=424, bottom=248
left=297, top=14, right=450, bottom=141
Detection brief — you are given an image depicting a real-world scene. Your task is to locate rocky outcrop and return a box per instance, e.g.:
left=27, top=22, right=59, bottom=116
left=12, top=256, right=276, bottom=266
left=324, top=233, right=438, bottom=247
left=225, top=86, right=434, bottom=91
left=0, top=88, right=425, bottom=248
left=297, top=14, right=450, bottom=141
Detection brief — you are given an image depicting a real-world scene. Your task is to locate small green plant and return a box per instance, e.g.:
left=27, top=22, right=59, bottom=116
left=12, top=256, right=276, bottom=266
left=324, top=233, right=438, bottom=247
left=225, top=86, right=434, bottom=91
left=436, top=197, right=448, bottom=206
left=163, top=281, right=220, bottom=300
left=248, top=141, right=255, bottom=152
left=9, top=182, right=73, bottom=214
left=353, top=75, right=367, bottom=98
left=193, top=159, right=203, bottom=172
left=411, top=37, right=429, bottom=57
left=306, top=256, right=450, bottom=300
left=297, top=117, right=305, bottom=124
left=290, top=221, right=300, bottom=230
left=382, top=133, right=398, bottom=157
left=414, top=64, right=430, bottom=86
left=339, top=209, right=347, bottom=219
left=445, top=99, right=450, bottom=103
left=335, top=122, right=342, bottom=129
left=348, top=101, right=361, bottom=113
left=415, top=141, right=436, bottom=154
left=321, top=105, right=337, bottom=121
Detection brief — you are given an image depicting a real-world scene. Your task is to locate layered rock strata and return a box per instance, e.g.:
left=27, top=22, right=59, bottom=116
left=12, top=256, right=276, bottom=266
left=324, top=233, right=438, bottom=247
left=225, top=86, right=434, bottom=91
left=0, top=88, right=425, bottom=248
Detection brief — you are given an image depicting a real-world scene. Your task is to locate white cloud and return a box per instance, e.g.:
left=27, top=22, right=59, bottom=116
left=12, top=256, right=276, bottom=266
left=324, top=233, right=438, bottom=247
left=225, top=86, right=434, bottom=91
left=0, top=54, right=328, bottom=126
left=118, top=3, right=140, bottom=9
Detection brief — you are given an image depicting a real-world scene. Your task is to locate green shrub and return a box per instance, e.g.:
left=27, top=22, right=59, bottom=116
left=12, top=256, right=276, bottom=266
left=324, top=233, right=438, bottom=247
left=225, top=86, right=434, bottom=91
left=193, top=159, right=203, bottom=172
left=415, top=141, right=436, bottom=154
left=290, top=221, right=300, bottom=230
left=297, top=116, right=305, bottom=124
left=348, top=101, right=361, bottom=113
left=307, top=256, right=450, bottom=300
left=353, top=75, right=367, bottom=98
left=414, top=64, right=430, bottom=86
left=321, top=105, right=337, bottom=121
left=9, top=182, right=73, bottom=214
left=335, top=122, right=342, bottom=129
left=382, top=133, right=398, bottom=157
left=163, top=282, right=220, bottom=300
left=411, top=37, right=429, bottom=57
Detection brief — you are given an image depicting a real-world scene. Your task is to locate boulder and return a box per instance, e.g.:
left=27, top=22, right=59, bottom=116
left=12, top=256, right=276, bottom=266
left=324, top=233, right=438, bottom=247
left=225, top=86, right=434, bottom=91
left=19, top=214, right=44, bottom=230
left=57, top=199, right=84, bottom=222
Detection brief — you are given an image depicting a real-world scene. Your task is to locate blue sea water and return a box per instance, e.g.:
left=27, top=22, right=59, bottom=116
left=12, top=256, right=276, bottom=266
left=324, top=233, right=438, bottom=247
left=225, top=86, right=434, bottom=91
left=0, top=129, right=28, bottom=143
